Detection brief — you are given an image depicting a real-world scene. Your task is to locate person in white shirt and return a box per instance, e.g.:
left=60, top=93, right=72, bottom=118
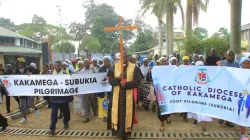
left=139, top=58, right=151, bottom=111
left=81, top=60, right=98, bottom=123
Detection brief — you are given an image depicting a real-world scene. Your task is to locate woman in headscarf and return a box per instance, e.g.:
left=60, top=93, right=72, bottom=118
left=150, top=57, right=172, bottom=132
left=238, top=57, right=250, bottom=140
left=187, top=61, right=212, bottom=136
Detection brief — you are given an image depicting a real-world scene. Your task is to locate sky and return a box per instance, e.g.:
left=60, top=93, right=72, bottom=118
left=0, top=0, right=250, bottom=36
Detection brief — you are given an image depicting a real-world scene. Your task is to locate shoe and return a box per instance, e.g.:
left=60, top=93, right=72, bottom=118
left=46, top=129, right=55, bottom=136
left=240, top=135, right=249, bottom=140
left=0, top=125, right=8, bottom=132
left=94, top=113, right=98, bottom=116
left=6, top=110, right=11, bottom=114
left=225, top=121, right=235, bottom=127
left=35, top=108, right=40, bottom=117
left=83, top=118, right=90, bottom=124
left=218, top=119, right=224, bottom=124
left=63, top=124, right=69, bottom=130
left=19, top=118, right=27, bottom=124
left=103, top=117, right=107, bottom=122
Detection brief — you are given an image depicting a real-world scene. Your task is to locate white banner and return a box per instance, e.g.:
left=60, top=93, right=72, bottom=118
left=152, top=66, right=250, bottom=127
left=0, top=73, right=112, bottom=96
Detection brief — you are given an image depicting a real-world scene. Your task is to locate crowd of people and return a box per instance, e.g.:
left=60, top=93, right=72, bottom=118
left=0, top=48, right=249, bottom=140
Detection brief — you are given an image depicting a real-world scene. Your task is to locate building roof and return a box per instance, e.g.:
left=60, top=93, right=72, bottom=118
left=0, top=46, right=42, bottom=54
left=0, top=27, right=40, bottom=44
left=241, top=23, right=250, bottom=31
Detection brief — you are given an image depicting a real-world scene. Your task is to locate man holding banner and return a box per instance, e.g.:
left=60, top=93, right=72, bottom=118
left=47, top=61, right=73, bottom=136
left=107, top=52, right=143, bottom=140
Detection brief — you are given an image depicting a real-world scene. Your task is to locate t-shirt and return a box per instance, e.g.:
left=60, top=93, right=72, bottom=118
left=220, top=60, right=239, bottom=68
left=206, top=55, right=221, bottom=66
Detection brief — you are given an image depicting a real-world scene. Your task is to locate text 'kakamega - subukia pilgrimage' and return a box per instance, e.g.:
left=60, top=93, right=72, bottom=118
left=13, top=78, right=98, bottom=95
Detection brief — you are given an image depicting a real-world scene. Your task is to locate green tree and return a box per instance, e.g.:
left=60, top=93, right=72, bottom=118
left=83, top=1, right=134, bottom=53
left=130, top=18, right=158, bottom=53
left=80, top=34, right=101, bottom=53
left=212, top=27, right=230, bottom=41
left=69, top=22, right=88, bottom=41
left=53, top=41, right=76, bottom=53
left=16, top=23, right=70, bottom=45
left=186, top=0, right=209, bottom=38
left=0, top=17, right=16, bottom=31
left=32, top=14, right=47, bottom=24
left=193, top=27, right=208, bottom=40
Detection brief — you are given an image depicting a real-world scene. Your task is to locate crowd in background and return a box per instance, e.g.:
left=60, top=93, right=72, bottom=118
left=0, top=48, right=249, bottom=140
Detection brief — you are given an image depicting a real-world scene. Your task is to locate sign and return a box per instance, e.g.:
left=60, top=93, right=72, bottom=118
left=0, top=73, right=112, bottom=96
left=152, top=66, right=250, bottom=127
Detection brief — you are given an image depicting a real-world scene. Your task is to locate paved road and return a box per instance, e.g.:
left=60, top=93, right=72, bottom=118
left=1, top=100, right=248, bottom=140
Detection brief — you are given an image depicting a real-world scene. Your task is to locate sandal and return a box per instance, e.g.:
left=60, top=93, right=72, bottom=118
left=202, top=129, right=210, bottom=136
left=83, top=118, right=90, bottom=124
left=160, top=126, right=165, bottom=132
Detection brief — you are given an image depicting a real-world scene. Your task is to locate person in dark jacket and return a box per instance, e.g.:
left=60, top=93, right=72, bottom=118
left=97, top=56, right=112, bottom=122
left=0, top=113, right=8, bottom=132
left=46, top=61, right=73, bottom=136
left=206, top=48, right=221, bottom=66
left=3, top=64, right=20, bottom=113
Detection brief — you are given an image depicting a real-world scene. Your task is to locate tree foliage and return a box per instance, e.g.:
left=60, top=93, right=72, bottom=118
left=68, top=22, right=88, bottom=42
left=32, top=14, right=46, bottom=24
left=80, top=34, right=101, bottom=53
left=83, top=1, right=135, bottom=53
left=53, top=41, right=76, bottom=53
left=193, top=27, right=208, bottom=40
left=0, top=17, right=16, bottom=31
left=129, top=18, right=158, bottom=53
left=181, top=27, right=230, bottom=57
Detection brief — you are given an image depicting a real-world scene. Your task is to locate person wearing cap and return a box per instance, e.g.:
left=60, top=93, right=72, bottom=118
left=28, top=63, right=40, bottom=101
left=15, top=58, right=40, bottom=124
left=97, top=56, right=112, bottom=122
left=74, top=61, right=86, bottom=117
left=182, top=56, right=190, bottom=65
left=2, top=64, right=21, bottom=113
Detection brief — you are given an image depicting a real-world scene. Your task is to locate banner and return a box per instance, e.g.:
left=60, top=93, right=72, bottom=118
left=0, top=73, right=112, bottom=96
left=152, top=66, right=250, bottom=127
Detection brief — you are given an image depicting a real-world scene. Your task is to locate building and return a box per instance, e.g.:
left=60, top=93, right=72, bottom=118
left=241, top=23, right=250, bottom=51
left=0, top=27, right=42, bottom=68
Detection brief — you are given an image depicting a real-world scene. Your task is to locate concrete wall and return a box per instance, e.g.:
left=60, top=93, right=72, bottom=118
left=52, top=53, right=77, bottom=62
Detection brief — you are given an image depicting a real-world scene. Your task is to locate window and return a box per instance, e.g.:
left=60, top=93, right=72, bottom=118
left=20, top=39, right=23, bottom=46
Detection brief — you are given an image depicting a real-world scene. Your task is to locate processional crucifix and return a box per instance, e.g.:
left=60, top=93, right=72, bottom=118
left=104, top=16, right=139, bottom=74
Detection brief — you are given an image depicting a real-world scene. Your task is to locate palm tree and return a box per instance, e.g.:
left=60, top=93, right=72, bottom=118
left=166, top=0, right=184, bottom=56
left=140, top=0, right=184, bottom=56
left=140, top=0, right=165, bottom=56
left=229, top=0, right=242, bottom=55
left=185, top=0, right=209, bottom=38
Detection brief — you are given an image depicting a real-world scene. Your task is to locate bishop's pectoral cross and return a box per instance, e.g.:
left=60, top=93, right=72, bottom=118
left=104, top=16, right=139, bottom=74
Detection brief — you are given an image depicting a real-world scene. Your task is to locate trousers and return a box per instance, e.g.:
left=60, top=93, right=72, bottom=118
left=82, top=94, right=97, bottom=119
left=50, top=103, right=70, bottom=130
